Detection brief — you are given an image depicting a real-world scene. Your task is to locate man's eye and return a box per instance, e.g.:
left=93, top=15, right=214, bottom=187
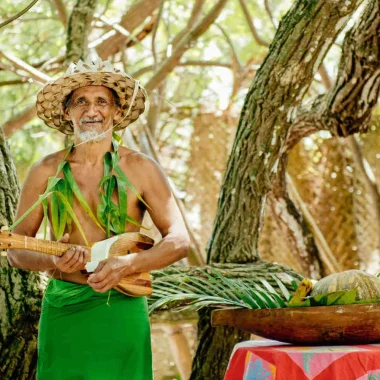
left=77, top=99, right=86, bottom=105
left=98, top=99, right=107, bottom=104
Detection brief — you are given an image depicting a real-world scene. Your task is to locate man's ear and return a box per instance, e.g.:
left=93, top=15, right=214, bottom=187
left=63, top=108, right=71, bottom=121
left=113, top=107, right=122, bottom=123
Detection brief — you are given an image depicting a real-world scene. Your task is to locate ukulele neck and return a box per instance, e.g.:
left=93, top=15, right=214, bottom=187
left=1, top=231, right=86, bottom=257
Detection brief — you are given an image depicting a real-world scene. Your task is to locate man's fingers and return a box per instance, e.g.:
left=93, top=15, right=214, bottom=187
left=58, top=233, right=70, bottom=243
left=89, top=277, right=111, bottom=291
left=88, top=264, right=111, bottom=283
left=66, top=247, right=81, bottom=267
left=55, top=246, right=89, bottom=273
left=88, top=275, right=118, bottom=293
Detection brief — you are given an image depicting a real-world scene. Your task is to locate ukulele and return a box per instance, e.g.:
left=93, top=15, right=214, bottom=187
left=0, top=227, right=154, bottom=296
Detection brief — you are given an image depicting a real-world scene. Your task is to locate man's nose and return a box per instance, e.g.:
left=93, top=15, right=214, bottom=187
left=85, top=103, right=99, bottom=116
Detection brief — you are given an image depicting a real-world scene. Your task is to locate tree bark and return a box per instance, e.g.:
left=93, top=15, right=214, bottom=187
left=285, top=0, right=380, bottom=150
left=269, top=0, right=380, bottom=278
left=65, top=0, right=98, bottom=64
left=0, top=128, right=43, bottom=380
left=190, top=0, right=363, bottom=378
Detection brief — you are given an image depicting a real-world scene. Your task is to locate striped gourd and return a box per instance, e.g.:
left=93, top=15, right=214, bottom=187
left=310, top=270, right=380, bottom=301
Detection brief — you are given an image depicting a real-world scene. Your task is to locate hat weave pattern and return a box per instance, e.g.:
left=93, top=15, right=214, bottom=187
left=36, top=59, right=146, bottom=134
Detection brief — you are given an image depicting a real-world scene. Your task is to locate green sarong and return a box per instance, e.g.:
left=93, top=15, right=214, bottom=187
left=37, top=279, right=152, bottom=380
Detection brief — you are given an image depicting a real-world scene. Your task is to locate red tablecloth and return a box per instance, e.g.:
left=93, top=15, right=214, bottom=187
left=224, top=340, right=380, bottom=380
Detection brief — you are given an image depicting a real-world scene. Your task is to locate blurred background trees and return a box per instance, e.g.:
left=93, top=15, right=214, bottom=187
left=0, top=0, right=379, bottom=379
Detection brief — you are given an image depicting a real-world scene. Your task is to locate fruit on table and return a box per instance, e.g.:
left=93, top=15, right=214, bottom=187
left=288, top=278, right=314, bottom=306
left=310, top=270, right=380, bottom=301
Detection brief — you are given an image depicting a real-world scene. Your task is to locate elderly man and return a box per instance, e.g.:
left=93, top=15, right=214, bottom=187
left=7, top=59, right=190, bottom=379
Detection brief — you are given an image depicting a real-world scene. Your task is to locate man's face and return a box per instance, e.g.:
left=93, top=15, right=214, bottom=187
left=64, top=86, right=121, bottom=142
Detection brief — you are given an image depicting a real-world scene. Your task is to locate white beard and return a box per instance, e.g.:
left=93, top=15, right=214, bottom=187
left=77, top=129, right=108, bottom=143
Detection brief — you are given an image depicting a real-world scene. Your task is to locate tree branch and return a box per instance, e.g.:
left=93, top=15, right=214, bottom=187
left=0, top=79, right=28, bottom=87
left=264, top=0, right=277, bottom=29
left=52, top=0, right=68, bottom=28
left=0, top=0, right=40, bottom=29
left=171, top=0, right=205, bottom=48
left=96, top=0, right=160, bottom=59
left=238, top=0, right=270, bottom=47
left=132, top=60, right=231, bottom=78
left=2, top=106, right=36, bottom=137
left=65, top=0, right=98, bottom=64
left=285, top=0, right=380, bottom=150
left=214, top=23, right=242, bottom=70
left=144, top=0, right=228, bottom=92
left=0, top=51, right=51, bottom=83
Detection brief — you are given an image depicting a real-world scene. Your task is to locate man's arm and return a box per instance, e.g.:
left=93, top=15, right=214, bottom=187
left=88, top=157, right=190, bottom=292
left=7, top=161, right=57, bottom=271
left=7, top=159, right=88, bottom=272
left=127, top=157, right=190, bottom=272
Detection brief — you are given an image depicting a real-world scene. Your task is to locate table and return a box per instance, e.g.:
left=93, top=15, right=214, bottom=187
left=224, top=340, right=380, bottom=380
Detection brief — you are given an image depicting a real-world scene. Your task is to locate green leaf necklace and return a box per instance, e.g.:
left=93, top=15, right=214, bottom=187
left=11, top=140, right=150, bottom=245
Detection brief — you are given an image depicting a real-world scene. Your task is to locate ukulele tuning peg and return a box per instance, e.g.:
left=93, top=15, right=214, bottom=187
left=0, top=250, right=7, bottom=257
left=1, top=226, right=9, bottom=231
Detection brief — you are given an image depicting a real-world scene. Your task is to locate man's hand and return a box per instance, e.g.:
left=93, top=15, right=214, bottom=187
left=87, top=255, right=133, bottom=293
left=53, top=233, right=89, bottom=273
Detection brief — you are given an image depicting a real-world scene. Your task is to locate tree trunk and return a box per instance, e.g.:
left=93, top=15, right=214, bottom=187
left=0, top=128, right=43, bottom=380
left=268, top=0, right=380, bottom=278
left=190, top=0, right=362, bottom=378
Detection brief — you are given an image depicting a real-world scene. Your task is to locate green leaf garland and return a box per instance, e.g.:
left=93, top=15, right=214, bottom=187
left=11, top=140, right=149, bottom=242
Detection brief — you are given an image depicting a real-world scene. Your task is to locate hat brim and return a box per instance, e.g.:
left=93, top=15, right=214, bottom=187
left=36, top=71, right=146, bottom=135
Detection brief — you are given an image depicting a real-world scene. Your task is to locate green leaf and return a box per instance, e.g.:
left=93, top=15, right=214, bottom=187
left=112, top=132, right=123, bottom=146
left=286, top=297, right=311, bottom=308
left=116, top=176, right=127, bottom=232
left=271, top=274, right=291, bottom=301
left=42, top=198, right=48, bottom=240
left=63, top=163, right=105, bottom=233
left=52, top=191, right=89, bottom=246
left=253, top=283, right=284, bottom=308
left=114, top=164, right=151, bottom=209
left=334, top=288, right=357, bottom=305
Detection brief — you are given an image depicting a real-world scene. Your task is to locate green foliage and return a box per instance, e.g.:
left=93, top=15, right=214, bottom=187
left=10, top=140, right=148, bottom=243
left=287, top=288, right=380, bottom=308
left=148, top=267, right=298, bottom=314
left=98, top=140, right=150, bottom=237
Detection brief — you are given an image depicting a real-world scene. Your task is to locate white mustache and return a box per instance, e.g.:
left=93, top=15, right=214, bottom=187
left=80, top=118, right=103, bottom=125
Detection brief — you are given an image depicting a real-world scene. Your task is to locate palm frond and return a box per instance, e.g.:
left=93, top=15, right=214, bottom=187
left=148, top=267, right=298, bottom=314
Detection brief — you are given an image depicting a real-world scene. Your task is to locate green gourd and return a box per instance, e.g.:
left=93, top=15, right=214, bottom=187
left=310, top=270, right=380, bottom=301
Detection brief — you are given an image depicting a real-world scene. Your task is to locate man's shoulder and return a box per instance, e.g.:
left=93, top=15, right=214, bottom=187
left=118, top=146, right=158, bottom=168
left=117, top=147, right=167, bottom=189
left=31, top=149, right=69, bottom=177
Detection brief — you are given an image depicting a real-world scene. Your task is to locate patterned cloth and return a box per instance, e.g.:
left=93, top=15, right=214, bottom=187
left=225, top=340, right=380, bottom=380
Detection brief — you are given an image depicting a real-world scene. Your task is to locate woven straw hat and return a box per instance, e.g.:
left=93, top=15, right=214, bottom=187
left=36, top=59, right=146, bottom=134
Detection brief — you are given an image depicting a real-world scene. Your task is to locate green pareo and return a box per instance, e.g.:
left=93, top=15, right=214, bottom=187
left=37, top=279, right=153, bottom=380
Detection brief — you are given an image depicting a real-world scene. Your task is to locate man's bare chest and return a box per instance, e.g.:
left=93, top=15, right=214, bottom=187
left=68, top=165, right=143, bottom=212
